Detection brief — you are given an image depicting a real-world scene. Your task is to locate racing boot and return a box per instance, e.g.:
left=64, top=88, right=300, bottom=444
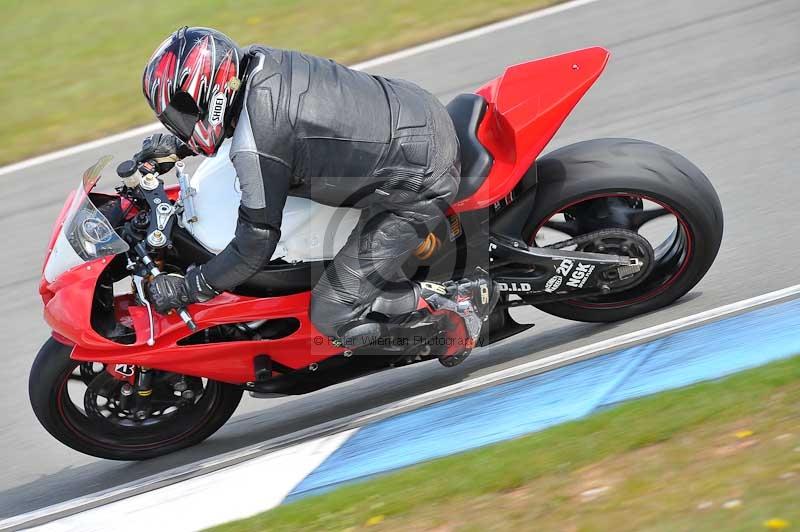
left=336, top=269, right=499, bottom=366
left=418, top=267, right=500, bottom=367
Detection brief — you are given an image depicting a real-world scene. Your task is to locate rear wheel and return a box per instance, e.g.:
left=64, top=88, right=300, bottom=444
left=524, top=138, right=723, bottom=322
left=29, top=338, right=243, bottom=460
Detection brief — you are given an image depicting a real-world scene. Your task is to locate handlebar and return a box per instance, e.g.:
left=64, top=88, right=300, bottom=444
left=121, top=160, right=197, bottom=332
left=133, top=243, right=197, bottom=332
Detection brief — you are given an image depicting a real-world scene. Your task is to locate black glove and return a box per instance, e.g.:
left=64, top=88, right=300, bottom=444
left=146, top=267, right=218, bottom=315
left=134, top=133, right=195, bottom=174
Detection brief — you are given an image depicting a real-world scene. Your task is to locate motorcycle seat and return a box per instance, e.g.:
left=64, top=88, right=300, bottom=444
left=446, top=94, right=493, bottom=200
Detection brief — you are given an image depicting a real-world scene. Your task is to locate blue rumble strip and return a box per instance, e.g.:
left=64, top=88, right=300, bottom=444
left=287, top=298, right=800, bottom=501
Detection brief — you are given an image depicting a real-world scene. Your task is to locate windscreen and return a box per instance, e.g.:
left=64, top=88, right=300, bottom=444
left=62, top=156, right=129, bottom=259
left=43, top=157, right=129, bottom=283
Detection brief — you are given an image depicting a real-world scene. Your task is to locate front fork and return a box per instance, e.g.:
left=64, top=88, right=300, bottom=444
left=132, top=368, right=153, bottom=421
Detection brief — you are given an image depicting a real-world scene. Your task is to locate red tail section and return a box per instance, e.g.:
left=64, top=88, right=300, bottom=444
left=452, top=47, right=610, bottom=212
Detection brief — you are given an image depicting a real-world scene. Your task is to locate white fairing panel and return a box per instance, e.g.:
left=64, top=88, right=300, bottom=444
left=182, top=141, right=361, bottom=262
left=43, top=230, right=84, bottom=283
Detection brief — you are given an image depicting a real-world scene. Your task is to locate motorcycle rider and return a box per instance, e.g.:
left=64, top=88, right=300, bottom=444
left=139, top=27, right=498, bottom=363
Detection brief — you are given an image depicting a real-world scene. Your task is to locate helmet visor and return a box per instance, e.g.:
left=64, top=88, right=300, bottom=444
left=158, top=91, right=200, bottom=141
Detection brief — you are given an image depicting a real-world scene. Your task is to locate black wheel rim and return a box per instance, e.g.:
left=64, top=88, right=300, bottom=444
left=531, top=193, right=693, bottom=309
left=57, top=363, right=222, bottom=452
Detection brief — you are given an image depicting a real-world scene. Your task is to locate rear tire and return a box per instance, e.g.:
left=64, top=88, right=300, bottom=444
left=525, top=138, right=723, bottom=322
left=29, top=338, right=243, bottom=460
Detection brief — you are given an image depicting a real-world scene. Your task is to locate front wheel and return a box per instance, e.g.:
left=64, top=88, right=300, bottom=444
left=524, top=138, right=723, bottom=322
left=29, top=338, right=243, bottom=460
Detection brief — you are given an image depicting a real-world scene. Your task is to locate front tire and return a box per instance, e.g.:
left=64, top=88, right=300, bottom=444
left=29, top=338, right=243, bottom=460
left=525, top=138, right=723, bottom=322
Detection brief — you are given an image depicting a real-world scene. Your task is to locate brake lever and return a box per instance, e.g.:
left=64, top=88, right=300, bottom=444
left=133, top=243, right=198, bottom=332
left=132, top=276, right=156, bottom=347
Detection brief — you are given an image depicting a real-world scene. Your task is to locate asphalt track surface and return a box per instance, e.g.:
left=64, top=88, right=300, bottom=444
left=1, top=0, right=798, bottom=518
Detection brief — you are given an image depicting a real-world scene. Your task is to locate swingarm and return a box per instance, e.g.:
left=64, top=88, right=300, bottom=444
left=488, top=232, right=653, bottom=303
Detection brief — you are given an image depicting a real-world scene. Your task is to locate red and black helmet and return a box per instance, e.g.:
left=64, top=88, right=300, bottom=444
left=143, top=27, right=242, bottom=156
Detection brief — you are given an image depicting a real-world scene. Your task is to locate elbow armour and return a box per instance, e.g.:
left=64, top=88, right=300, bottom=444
left=201, top=221, right=281, bottom=292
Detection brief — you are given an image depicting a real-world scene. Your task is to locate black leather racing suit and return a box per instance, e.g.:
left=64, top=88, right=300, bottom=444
left=201, top=46, right=460, bottom=339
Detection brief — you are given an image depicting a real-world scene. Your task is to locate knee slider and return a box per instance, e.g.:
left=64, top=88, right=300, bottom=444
left=369, top=282, right=421, bottom=318
left=337, top=321, right=387, bottom=349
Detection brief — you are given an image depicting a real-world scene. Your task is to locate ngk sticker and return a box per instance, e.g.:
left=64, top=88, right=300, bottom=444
left=566, top=263, right=595, bottom=288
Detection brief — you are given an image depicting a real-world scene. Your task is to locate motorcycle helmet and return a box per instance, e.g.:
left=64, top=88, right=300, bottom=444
left=143, top=27, right=243, bottom=156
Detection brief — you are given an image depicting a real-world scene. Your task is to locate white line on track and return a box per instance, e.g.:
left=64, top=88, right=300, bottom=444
left=3, top=283, right=799, bottom=531
left=26, top=430, right=358, bottom=532
left=0, top=0, right=604, bottom=178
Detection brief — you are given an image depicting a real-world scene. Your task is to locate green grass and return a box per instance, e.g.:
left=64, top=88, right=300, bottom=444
left=0, top=0, right=562, bottom=166
left=212, top=355, right=800, bottom=531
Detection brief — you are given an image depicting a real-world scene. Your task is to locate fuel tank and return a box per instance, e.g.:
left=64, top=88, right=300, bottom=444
left=181, top=141, right=361, bottom=262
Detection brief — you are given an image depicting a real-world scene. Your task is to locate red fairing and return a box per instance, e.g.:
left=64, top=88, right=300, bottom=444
left=451, top=47, right=610, bottom=212
left=43, top=259, right=341, bottom=384
left=40, top=189, right=338, bottom=384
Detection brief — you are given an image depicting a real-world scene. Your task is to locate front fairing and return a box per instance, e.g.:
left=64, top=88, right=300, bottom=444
left=43, top=258, right=337, bottom=383
left=42, top=157, right=129, bottom=284
left=40, top=158, right=341, bottom=384
left=42, top=257, right=192, bottom=349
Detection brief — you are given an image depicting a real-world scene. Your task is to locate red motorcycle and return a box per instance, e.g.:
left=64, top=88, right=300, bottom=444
left=30, top=47, right=723, bottom=460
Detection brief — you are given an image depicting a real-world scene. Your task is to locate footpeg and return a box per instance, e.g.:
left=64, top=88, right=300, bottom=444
left=421, top=267, right=499, bottom=342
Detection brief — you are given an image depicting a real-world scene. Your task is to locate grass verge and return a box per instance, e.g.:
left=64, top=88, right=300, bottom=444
left=213, top=355, right=800, bottom=531
left=1, top=0, right=564, bottom=166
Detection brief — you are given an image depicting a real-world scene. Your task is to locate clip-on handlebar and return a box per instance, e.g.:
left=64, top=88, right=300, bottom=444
left=118, top=159, right=198, bottom=333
